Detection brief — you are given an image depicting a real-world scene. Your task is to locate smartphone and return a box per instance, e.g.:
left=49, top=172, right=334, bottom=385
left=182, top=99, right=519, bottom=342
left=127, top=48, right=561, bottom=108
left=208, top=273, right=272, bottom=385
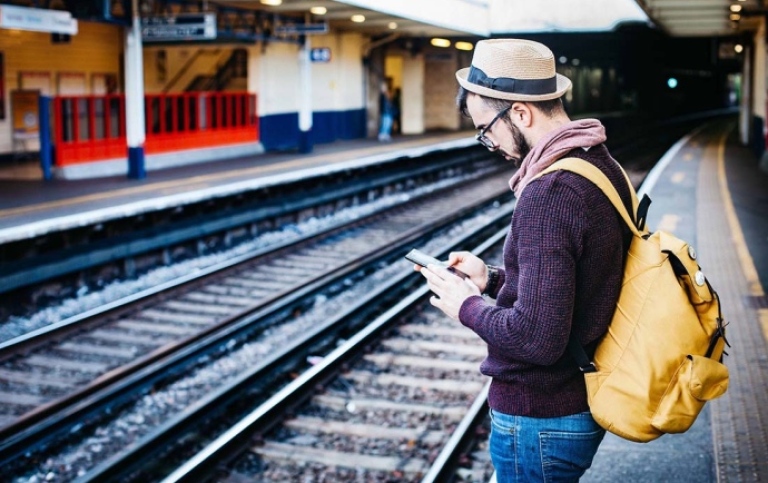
left=405, top=248, right=467, bottom=278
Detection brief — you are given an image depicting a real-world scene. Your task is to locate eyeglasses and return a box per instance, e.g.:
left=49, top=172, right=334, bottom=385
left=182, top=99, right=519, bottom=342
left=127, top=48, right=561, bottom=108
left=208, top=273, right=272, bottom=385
left=475, top=106, right=510, bottom=150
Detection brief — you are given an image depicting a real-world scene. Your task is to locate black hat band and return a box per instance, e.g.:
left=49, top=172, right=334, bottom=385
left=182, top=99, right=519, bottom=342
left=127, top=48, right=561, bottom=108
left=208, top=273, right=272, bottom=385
left=467, top=66, right=556, bottom=95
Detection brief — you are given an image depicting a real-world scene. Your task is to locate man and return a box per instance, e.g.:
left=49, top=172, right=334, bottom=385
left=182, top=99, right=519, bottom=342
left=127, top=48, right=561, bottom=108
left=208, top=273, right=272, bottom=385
left=378, top=80, right=394, bottom=141
left=416, top=38, right=634, bottom=482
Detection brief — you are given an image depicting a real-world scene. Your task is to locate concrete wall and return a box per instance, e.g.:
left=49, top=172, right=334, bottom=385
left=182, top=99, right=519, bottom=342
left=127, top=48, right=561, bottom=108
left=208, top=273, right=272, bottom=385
left=423, top=49, right=460, bottom=131
left=401, top=53, right=424, bottom=135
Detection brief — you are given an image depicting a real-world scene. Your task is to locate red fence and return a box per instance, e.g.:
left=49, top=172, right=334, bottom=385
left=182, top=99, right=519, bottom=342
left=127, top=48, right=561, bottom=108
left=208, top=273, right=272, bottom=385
left=53, top=92, right=258, bottom=166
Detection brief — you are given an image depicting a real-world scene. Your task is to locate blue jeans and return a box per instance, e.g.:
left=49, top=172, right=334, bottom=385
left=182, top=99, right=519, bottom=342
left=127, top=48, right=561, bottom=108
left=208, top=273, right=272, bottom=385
left=379, top=113, right=393, bottom=139
left=489, top=409, right=605, bottom=483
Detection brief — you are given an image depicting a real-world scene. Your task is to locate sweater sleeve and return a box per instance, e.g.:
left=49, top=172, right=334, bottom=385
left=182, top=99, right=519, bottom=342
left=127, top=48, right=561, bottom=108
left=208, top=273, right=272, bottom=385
left=458, top=176, right=588, bottom=366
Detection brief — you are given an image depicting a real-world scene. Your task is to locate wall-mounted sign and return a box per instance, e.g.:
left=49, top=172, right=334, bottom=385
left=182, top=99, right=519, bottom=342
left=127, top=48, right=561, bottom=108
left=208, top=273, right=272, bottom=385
left=141, top=13, right=217, bottom=41
left=11, top=90, right=40, bottom=138
left=274, top=22, right=328, bottom=35
left=310, top=47, right=331, bottom=63
left=0, top=5, right=77, bottom=35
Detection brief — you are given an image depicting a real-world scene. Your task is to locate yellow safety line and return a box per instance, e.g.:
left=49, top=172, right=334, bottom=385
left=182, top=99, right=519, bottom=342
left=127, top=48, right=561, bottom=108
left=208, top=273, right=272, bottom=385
left=0, top=136, right=461, bottom=218
left=760, top=309, right=768, bottom=343
left=717, top=133, right=765, bottom=297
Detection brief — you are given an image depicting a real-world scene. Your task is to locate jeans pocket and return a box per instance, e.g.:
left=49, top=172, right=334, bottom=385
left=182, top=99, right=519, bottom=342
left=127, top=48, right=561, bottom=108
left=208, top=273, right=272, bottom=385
left=489, top=408, right=515, bottom=433
left=540, top=427, right=605, bottom=483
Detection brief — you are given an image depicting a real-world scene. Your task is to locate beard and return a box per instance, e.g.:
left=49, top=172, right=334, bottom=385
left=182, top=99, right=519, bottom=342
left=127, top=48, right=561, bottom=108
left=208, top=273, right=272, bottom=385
left=502, top=121, right=531, bottom=168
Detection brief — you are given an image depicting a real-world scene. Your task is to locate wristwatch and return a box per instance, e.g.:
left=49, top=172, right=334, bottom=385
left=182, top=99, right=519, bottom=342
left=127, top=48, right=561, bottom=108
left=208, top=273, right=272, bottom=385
left=483, top=265, right=502, bottom=297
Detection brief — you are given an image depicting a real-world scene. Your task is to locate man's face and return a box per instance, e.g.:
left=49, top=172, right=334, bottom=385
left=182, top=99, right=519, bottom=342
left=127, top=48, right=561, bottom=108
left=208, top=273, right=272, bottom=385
left=467, top=94, right=531, bottom=167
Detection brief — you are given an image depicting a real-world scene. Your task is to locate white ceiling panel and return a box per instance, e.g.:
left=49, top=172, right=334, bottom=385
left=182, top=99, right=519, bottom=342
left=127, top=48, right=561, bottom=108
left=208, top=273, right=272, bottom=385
left=637, top=0, right=762, bottom=36
left=215, top=0, right=762, bottom=39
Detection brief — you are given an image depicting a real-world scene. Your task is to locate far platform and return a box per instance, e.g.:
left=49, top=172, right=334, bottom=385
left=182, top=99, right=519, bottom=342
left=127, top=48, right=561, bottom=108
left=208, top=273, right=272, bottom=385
left=0, top=131, right=476, bottom=244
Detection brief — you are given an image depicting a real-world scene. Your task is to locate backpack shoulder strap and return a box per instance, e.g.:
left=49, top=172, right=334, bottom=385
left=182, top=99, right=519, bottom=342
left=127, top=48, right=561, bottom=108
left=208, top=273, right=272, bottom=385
left=535, top=157, right=647, bottom=371
left=537, top=157, right=645, bottom=237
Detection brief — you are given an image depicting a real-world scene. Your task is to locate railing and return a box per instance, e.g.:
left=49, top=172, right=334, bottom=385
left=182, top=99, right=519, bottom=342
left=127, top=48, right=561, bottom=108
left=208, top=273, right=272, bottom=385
left=52, top=92, right=258, bottom=166
left=54, top=95, right=126, bottom=166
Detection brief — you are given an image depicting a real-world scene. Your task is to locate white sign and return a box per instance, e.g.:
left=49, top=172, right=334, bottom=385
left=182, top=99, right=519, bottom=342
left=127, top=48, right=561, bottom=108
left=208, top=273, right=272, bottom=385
left=274, top=22, right=328, bottom=35
left=0, top=5, right=77, bottom=35
left=141, top=13, right=216, bottom=41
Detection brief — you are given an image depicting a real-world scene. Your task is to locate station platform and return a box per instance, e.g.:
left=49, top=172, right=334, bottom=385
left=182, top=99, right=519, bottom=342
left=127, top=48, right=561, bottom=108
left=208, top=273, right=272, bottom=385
left=1, top=118, right=766, bottom=481
left=0, top=130, right=476, bottom=244
left=580, top=117, right=768, bottom=482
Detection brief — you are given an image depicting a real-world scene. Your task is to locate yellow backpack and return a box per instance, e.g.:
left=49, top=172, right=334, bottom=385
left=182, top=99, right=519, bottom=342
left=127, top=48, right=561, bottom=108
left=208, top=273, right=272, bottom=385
left=539, top=157, right=730, bottom=443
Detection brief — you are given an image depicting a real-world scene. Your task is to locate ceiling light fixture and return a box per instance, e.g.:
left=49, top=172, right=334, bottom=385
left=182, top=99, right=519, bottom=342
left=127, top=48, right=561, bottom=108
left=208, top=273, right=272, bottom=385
left=310, top=6, right=327, bottom=15
left=351, top=14, right=365, bottom=22
left=388, top=22, right=398, bottom=29
left=260, top=0, right=282, bottom=5
left=431, top=38, right=451, bottom=48
left=730, top=4, right=742, bottom=12
left=730, top=13, right=741, bottom=20
left=734, top=44, right=744, bottom=53
left=455, top=41, right=474, bottom=51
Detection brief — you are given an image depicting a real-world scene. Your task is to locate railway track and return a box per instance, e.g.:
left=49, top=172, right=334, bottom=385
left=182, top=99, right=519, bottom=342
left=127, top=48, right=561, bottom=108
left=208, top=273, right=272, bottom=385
left=2, top=170, right=514, bottom=482
left=1, top=116, right=713, bottom=481
left=0, top=147, right=495, bottom=323
left=159, top=232, right=507, bottom=483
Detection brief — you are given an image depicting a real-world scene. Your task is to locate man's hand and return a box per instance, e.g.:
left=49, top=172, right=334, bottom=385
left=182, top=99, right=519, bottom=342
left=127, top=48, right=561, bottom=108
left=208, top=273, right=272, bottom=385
left=447, top=251, right=488, bottom=292
left=420, top=264, right=481, bottom=320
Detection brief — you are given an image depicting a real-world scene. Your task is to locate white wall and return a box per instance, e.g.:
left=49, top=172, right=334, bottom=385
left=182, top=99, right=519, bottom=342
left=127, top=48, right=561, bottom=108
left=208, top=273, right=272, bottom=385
left=257, top=41, right=301, bottom=117
left=312, top=32, right=365, bottom=112
left=251, top=32, right=366, bottom=118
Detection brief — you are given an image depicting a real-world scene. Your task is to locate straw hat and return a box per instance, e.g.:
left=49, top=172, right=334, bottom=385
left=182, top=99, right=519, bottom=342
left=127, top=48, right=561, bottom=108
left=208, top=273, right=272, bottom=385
left=456, top=39, right=571, bottom=101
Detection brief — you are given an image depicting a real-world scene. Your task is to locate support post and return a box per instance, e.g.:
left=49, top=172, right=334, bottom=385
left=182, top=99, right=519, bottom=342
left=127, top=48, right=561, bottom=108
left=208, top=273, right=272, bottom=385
left=298, top=35, right=313, bottom=153
left=38, top=95, right=52, bottom=180
left=125, top=0, right=146, bottom=179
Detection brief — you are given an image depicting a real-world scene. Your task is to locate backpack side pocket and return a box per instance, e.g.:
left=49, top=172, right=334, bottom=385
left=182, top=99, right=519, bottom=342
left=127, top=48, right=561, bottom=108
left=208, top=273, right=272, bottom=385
left=651, top=354, right=729, bottom=434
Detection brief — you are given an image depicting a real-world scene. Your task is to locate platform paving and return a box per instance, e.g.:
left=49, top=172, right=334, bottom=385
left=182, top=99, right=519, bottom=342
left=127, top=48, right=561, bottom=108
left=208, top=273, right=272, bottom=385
left=582, top=118, right=768, bottom=482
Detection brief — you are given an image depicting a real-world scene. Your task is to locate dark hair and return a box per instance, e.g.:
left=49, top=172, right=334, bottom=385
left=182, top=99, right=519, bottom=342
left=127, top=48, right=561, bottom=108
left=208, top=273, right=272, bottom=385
left=456, top=86, right=564, bottom=118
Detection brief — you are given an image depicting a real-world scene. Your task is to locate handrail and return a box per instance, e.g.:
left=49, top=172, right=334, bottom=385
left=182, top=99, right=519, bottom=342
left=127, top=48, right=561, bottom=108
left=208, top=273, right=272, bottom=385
left=162, top=48, right=221, bottom=94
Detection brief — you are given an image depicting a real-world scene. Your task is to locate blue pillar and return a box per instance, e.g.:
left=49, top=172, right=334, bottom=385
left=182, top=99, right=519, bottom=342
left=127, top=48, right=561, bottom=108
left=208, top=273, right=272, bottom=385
left=128, top=146, right=145, bottom=179
left=38, top=95, right=52, bottom=181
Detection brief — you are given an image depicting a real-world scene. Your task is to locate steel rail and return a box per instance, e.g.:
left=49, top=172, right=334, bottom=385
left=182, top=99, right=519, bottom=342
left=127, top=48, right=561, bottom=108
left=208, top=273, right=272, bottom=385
left=0, top=181, right=513, bottom=473
left=157, top=228, right=509, bottom=483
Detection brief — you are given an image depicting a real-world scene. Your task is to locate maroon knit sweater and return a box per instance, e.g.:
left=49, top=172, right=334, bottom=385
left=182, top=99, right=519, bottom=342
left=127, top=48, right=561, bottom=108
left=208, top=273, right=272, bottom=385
left=458, top=145, right=633, bottom=417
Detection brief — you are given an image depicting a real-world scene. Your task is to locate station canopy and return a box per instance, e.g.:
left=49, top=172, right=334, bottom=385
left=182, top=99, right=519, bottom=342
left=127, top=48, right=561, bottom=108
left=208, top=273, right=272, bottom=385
left=635, top=0, right=763, bottom=37
left=224, top=0, right=650, bottom=38
left=221, top=0, right=765, bottom=39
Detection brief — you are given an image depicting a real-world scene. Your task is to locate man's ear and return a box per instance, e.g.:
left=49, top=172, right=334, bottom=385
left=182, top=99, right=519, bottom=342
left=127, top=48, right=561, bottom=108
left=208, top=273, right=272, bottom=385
left=510, top=102, right=533, bottom=127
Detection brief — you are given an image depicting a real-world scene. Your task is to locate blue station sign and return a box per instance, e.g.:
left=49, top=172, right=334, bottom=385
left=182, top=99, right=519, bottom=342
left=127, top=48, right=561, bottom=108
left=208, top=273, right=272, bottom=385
left=310, top=47, right=331, bottom=63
